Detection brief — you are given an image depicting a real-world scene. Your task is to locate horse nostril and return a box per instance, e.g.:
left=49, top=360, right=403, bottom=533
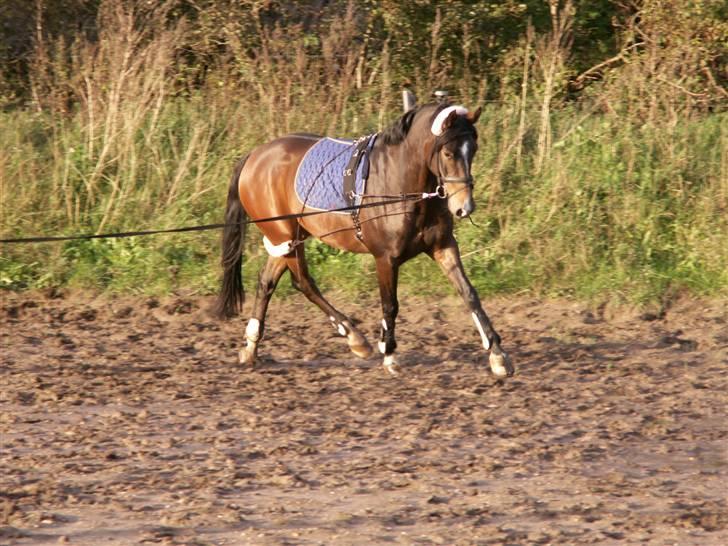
left=456, top=208, right=467, bottom=218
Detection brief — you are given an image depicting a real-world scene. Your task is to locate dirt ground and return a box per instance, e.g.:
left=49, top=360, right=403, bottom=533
left=1, top=288, right=726, bottom=545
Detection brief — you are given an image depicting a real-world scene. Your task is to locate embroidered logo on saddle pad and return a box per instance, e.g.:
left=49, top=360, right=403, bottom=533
left=294, top=137, right=375, bottom=213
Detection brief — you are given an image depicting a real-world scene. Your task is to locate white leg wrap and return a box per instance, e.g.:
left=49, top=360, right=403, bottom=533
left=245, top=318, right=261, bottom=343
left=378, top=341, right=386, bottom=354
left=471, top=312, right=491, bottom=350
left=263, top=236, right=294, bottom=257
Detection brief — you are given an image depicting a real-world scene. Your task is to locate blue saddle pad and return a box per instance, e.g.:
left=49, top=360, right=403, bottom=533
left=294, top=137, right=375, bottom=213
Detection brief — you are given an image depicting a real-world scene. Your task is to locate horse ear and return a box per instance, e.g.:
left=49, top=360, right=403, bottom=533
left=441, top=110, right=459, bottom=132
left=467, top=107, right=482, bottom=124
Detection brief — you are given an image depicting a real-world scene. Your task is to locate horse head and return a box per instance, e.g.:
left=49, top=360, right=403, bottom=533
left=429, top=105, right=482, bottom=219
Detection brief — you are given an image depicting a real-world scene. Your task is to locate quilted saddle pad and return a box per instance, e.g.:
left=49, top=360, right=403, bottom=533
left=294, top=136, right=375, bottom=213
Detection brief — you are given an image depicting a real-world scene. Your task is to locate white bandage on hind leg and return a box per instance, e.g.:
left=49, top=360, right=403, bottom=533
left=245, top=318, right=261, bottom=343
left=431, top=105, right=469, bottom=136
left=471, top=312, right=491, bottom=350
left=263, top=236, right=294, bottom=257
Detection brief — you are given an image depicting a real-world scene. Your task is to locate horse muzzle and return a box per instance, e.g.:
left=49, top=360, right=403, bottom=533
left=456, top=199, right=475, bottom=218
left=438, top=174, right=475, bottom=219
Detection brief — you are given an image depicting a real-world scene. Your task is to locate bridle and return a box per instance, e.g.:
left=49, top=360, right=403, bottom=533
left=431, top=129, right=476, bottom=199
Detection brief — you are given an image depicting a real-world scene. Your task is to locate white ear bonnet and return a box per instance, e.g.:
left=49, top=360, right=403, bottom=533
left=431, top=105, right=469, bottom=136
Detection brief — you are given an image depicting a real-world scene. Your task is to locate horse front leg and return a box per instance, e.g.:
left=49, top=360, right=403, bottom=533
left=430, top=239, right=514, bottom=377
left=375, top=257, right=401, bottom=376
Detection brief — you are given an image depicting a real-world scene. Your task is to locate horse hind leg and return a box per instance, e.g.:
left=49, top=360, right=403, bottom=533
left=239, top=255, right=289, bottom=366
left=286, top=246, right=372, bottom=359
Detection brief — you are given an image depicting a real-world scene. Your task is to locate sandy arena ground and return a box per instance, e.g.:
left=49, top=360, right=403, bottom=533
left=1, top=289, right=726, bottom=545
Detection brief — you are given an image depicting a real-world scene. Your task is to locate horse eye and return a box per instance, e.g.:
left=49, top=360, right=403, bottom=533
left=443, top=150, right=454, bottom=159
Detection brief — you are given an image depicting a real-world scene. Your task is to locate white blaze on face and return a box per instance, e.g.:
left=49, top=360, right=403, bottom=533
left=471, top=312, right=491, bottom=350
left=460, top=140, right=472, bottom=164
left=459, top=140, right=473, bottom=183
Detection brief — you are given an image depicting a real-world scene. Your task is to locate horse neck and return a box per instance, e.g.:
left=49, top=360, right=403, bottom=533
left=373, top=105, right=440, bottom=193
left=399, top=126, right=436, bottom=193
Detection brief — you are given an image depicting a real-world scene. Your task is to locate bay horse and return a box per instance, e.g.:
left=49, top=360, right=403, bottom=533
left=215, top=102, right=514, bottom=377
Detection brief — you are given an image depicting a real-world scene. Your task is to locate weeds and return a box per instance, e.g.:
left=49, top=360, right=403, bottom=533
left=0, top=0, right=726, bottom=305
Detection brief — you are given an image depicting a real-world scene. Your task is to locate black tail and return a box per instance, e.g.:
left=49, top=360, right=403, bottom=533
left=214, top=155, right=249, bottom=319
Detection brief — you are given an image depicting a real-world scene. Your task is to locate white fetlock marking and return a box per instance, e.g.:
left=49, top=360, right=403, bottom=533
left=330, top=317, right=349, bottom=337
left=431, top=105, right=469, bottom=136
left=263, top=236, right=294, bottom=257
left=381, top=319, right=388, bottom=330
left=378, top=341, right=386, bottom=354
left=383, top=353, right=400, bottom=376
left=245, top=318, right=261, bottom=343
left=471, top=312, right=491, bottom=350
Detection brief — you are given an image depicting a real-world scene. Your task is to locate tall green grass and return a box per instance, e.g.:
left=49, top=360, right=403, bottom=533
left=2, top=102, right=725, bottom=303
left=1, top=0, right=726, bottom=305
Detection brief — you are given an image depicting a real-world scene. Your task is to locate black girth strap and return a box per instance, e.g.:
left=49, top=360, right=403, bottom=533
left=343, top=134, right=376, bottom=241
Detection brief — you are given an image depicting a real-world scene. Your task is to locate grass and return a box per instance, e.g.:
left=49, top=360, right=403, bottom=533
left=1, top=1, right=726, bottom=307
left=1, top=102, right=725, bottom=306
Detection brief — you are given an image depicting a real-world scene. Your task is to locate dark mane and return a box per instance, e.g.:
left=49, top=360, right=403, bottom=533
left=380, top=104, right=445, bottom=145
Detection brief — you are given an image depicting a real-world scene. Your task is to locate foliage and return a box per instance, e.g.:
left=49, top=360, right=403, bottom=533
left=0, top=0, right=726, bottom=305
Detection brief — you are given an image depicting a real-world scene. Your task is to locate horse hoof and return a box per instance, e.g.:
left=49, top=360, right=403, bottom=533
left=346, top=327, right=372, bottom=359
left=349, top=340, right=373, bottom=359
left=489, top=351, right=514, bottom=377
left=383, top=354, right=401, bottom=376
left=239, top=346, right=257, bottom=367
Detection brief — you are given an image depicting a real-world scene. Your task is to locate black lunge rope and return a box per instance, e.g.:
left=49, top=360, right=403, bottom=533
left=0, top=192, right=439, bottom=245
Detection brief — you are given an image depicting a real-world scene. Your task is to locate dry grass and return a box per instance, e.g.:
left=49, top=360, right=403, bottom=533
left=1, top=0, right=725, bottom=302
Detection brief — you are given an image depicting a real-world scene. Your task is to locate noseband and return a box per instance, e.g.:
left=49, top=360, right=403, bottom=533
left=432, top=130, right=476, bottom=198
